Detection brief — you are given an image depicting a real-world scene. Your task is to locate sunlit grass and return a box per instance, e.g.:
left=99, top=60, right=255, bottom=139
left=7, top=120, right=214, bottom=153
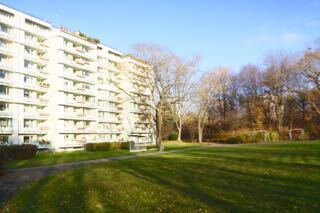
left=2, top=141, right=320, bottom=212
left=5, top=141, right=205, bottom=169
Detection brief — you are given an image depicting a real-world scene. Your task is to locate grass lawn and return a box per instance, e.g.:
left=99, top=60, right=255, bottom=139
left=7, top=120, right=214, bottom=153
left=2, top=141, right=319, bottom=212
left=5, top=141, right=206, bottom=169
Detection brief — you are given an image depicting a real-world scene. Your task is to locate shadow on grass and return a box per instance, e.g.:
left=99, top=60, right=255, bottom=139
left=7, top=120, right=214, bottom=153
left=2, top=143, right=320, bottom=212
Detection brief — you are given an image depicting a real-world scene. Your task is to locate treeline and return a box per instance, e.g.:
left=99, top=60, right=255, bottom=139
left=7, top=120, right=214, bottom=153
left=131, top=41, right=319, bottom=145
left=163, top=45, right=320, bottom=142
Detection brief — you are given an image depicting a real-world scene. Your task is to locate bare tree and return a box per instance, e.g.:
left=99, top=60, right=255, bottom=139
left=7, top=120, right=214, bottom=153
left=294, top=49, right=320, bottom=114
left=195, top=71, right=215, bottom=143
left=130, top=43, right=184, bottom=150
left=238, top=64, right=263, bottom=129
left=261, top=53, right=292, bottom=132
left=169, top=56, right=199, bottom=141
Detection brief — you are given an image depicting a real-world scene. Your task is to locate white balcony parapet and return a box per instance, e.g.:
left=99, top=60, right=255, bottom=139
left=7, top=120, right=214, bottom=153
left=0, top=126, right=13, bottom=133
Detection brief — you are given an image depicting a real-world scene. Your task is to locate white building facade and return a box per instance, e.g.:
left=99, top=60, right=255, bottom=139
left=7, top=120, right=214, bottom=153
left=0, top=4, right=155, bottom=150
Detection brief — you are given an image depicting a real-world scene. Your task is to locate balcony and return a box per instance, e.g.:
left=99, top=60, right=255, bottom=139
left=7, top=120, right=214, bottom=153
left=24, top=97, right=48, bottom=106
left=23, top=82, right=50, bottom=92
left=24, top=111, right=49, bottom=119
left=0, top=16, right=15, bottom=27
left=24, top=67, right=49, bottom=79
left=25, top=38, right=48, bottom=51
left=0, top=77, right=13, bottom=85
left=60, top=99, right=96, bottom=108
left=25, top=53, right=49, bottom=65
left=0, top=44, right=13, bottom=56
left=98, top=117, right=122, bottom=123
left=61, top=112, right=96, bottom=121
left=62, top=45, right=95, bottom=60
left=98, top=60, right=108, bottom=68
left=61, top=71, right=94, bottom=84
left=59, top=126, right=95, bottom=133
left=24, top=24, right=50, bottom=38
left=0, top=110, right=13, bottom=117
left=0, top=61, right=13, bottom=71
left=61, top=58, right=95, bottom=72
left=0, top=29, right=14, bottom=41
left=61, top=85, right=95, bottom=96
left=0, top=93, right=12, bottom=102
left=23, top=126, right=48, bottom=134
left=0, top=126, right=13, bottom=133
left=98, top=106, right=121, bottom=113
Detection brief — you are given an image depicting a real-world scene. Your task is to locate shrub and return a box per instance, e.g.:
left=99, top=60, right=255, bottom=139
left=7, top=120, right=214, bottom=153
left=305, top=124, right=320, bottom=140
left=0, top=144, right=37, bottom=161
left=85, top=142, right=129, bottom=151
left=225, top=136, right=245, bottom=144
left=146, top=145, right=158, bottom=150
left=0, top=144, right=38, bottom=175
left=7, top=144, right=38, bottom=160
left=270, top=131, right=280, bottom=142
left=168, top=132, right=178, bottom=141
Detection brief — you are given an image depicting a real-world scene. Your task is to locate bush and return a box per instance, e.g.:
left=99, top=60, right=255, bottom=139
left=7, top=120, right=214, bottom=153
left=225, top=131, right=277, bottom=144
left=0, top=144, right=38, bottom=175
left=0, top=144, right=37, bottom=161
left=270, top=131, right=280, bottom=141
left=146, top=145, right=158, bottom=150
left=7, top=144, right=38, bottom=160
left=225, top=135, right=245, bottom=144
left=85, top=142, right=129, bottom=151
left=168, top=132, right=178, bottom=141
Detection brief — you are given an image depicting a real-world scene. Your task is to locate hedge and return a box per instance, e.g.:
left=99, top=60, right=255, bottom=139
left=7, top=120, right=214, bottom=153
left=0, top=144, right=38, bottom=175
left=225, top=131, right=280, bottom=144
left=168, top=132, right=178, bottom=141
left=85, top=142, right=129, bottom=151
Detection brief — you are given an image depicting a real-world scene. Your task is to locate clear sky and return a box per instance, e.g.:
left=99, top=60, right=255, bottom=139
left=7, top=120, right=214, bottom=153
left=3, top=0, right=320, bottom=71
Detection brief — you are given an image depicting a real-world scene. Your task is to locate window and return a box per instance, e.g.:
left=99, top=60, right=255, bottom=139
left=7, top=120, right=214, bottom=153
left=0, top=9, right=14, bottom=18
left=0, top=39, right=8, bottom=48
left=0, top=118, right=8, bottom=127
left=24, top=119, right=33, bottom=128
left=0, top=70, right=6, bottom=79
left=0, top=102, right=7, bottom=111
left=0, top=135, right=8, bottom=145
left=24, top=76, right=30, bottom=83
left=24, top=90, right=30, bottom=98
left=25, top=47, right=33, bottom=55
left=0, top=85, right=8, bottom=95
left=0, top=24, right=10, bottom=33
left=23, top=136, right=30, bottom=144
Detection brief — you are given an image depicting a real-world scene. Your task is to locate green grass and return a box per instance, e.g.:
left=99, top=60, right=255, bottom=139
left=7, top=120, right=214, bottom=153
left=2, top=141, right=320, bottom=212
left=5, top=141, right=204, bottom=169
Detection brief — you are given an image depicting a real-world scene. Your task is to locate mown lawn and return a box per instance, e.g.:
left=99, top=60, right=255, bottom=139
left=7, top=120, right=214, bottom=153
left=5, top=141, right=207, bottom=169
left=2, top=141, right=319, bottom=212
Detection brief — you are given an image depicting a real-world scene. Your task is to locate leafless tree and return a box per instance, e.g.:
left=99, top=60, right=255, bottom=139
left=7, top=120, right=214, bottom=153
left=294, top=49, right=320, bottom=114
left=169, top=56, right=199, bottom=141
left=129, top=43, right=188, bottom=150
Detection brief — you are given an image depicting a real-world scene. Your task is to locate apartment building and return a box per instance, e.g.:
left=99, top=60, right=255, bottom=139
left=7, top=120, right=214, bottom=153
left=0, top=4, right=155, bottom=150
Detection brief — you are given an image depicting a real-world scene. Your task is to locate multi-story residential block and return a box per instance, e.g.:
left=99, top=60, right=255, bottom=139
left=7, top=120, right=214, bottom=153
left=0, top=3, right=155, bottom=150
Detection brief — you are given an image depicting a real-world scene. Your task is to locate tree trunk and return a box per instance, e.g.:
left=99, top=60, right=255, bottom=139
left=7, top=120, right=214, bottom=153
left=156, top=108, right=163, bottom=151
left=198, top=118, right=203, bottom=143
left=177, top=121, right=182, bottom=142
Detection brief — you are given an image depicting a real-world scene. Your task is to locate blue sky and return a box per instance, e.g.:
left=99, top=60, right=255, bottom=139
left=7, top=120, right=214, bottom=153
left=3, top=0, right=320, bottom=71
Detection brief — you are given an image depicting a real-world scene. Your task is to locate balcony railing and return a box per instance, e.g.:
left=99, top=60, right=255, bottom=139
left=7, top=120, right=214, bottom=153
left=23, top=127, right=48, bottom=133
left=0, top=126, right=13, bottom=133
left=25, top=53, right=49, bottom=64
left=25, top=67, right=49, bottom=78
left=0, top=61, right=13, bottom=70
left=24, top=24, right=50, bottom=37
left=0, top=110, right=13, bottom=117
left=25, top=38, right=48, bottom=50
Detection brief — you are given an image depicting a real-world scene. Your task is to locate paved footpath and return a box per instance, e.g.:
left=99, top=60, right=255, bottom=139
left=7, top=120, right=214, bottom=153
left=0, top=144, right=231, bottom=205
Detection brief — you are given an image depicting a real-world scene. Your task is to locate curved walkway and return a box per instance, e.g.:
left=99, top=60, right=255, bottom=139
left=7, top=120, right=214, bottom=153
left=0, top=144, right=230, bottom=205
